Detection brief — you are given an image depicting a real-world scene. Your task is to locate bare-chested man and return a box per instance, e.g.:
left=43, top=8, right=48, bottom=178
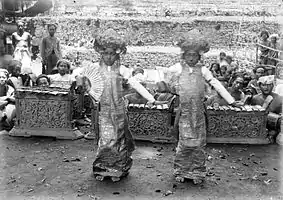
left=12, top=21, right=32, bottom=71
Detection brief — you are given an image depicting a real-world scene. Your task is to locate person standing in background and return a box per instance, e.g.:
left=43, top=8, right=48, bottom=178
left=41, top=23, right=62, bottom=75
left=12, top=21, right=32, bottom=71
left=0, top=16, right=7, bottom=57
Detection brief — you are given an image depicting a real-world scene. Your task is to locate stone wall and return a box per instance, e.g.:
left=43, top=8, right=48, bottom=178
left=26, top=17, right=280, bottom=48
left=22, top=0, right=282, bottom=70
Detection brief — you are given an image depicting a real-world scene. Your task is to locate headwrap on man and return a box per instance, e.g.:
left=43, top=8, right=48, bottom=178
left=269, top=34, right=279, bottom=40
left=258, top=75, right=275, bottom=85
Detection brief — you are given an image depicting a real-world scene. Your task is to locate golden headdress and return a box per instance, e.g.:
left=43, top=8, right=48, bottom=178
left=176, top=29, right=210, bottom=55
left=93, top=28, right=127, bottom=54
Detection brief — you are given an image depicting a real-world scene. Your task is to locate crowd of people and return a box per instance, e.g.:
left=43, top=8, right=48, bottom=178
left=0, top=20, right=282, bottom=184
left=206, top=50, right=282, bottom=143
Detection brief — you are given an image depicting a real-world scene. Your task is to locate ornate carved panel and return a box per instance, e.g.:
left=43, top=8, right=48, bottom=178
left=127, top=104, right=177, bottom=143
left=17, top=99, right=70, bottom=129
left=206, top=105, right=268, bottom=143
left=14, top=87, right=73, bottom=130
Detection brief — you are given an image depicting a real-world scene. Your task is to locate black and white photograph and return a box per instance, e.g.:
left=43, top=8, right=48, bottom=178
left=0, top=0, right=282, bottom=199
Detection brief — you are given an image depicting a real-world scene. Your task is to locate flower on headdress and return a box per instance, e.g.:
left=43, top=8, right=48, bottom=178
left=116, top=48, right=122, bottom=54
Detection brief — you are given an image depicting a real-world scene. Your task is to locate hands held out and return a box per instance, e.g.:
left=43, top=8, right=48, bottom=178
left=147, top=100, right=169, bottom=107
left=230, top=101, right=244, bottom=107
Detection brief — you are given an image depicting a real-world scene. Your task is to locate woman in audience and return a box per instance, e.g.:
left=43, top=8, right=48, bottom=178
left=48, top=59, right=74, bottom=88
left=209, top=63, right=221, bottom=78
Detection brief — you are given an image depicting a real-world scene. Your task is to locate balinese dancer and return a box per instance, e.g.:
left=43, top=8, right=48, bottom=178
left=81, top=29, right=166, bottom=182
left=12, top=21, right=32, bottom=71
left=156, top=33, right=241, bottom=184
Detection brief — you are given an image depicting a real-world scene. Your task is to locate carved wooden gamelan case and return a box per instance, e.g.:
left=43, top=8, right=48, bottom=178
left=206, top=105, right=269, bottom=144
left=127, top=103, right=177, bottom=143
left=9, top=87, right=84, bottom=139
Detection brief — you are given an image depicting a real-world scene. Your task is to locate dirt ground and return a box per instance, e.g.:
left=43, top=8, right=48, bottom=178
left=0, top=131, right=283, bottom=200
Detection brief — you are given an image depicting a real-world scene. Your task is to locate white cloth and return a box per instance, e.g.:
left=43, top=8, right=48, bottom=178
left=120, top=65, right=155, bottom=103
left=275, top=84, right=283, bottom=96
left=8, top=77, right=22, bottom=89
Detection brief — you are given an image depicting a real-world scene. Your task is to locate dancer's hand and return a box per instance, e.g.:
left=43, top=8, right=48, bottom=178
left=230, top=101, right=244, bottom=107
left=147, top=100, right=169, bottom=107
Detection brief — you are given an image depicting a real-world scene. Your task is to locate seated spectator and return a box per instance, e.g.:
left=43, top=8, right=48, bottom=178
left=206, top=76, right=246, bottom=107
left=242, top=71, right=252, bottom=89
left=36, top=74, right=51, bottom=87
left=0, top=69, right=16, bottom=131
left=209, top=63, right=221, bottom=78
left=7, top=60, right=23, bottom=89
left=154, top=81, right=175, bottom=101
left=250, top=75, right=282, bottom=114
left=220, top=65, right=228, bottom=77
left=227, top=76, right=245, bottom=101
left=48, top=59, right=75, bottom=88
left=219, top=52, right=227, bottom=67
left=265, top=65, right=276, bottom=75
left=249, top=75, right=282, bottom=143
left=246, top=66, right=265, bottom=95
left=217, top=65, right=230, bottom=85
left=124, top=68, right=151, bottom=104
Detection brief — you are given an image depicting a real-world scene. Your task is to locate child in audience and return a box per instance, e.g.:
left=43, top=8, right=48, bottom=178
left=36, top=74, right=51, bottom=87
left=7, top=60, right=23, bottom=89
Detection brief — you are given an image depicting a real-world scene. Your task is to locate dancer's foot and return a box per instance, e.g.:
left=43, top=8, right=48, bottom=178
left=111, top=177, right=120, bottom=182
left=84, top=132, right=96, bottom=140
left=95, top=175, right=104, bottom=181
left=175, top=176, right=185, bottom=183
left=193, top=178, right=204, bottom=185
